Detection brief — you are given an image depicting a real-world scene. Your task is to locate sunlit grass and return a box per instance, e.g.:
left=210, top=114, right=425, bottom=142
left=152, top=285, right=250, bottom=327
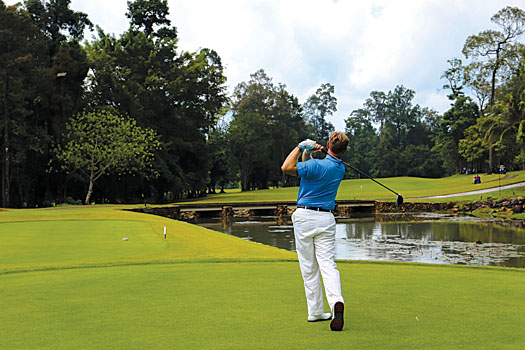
left=0, top=207, right=294, bottom=274
left=0, top=206, right=524, bottom=349
left=180, top=170, right=525, bottom=203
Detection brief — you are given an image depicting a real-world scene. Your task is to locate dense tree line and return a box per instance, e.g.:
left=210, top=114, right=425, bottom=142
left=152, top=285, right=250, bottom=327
left=1, top=1, right=524, bottom=207
left=1, top=0, right=227, bottom=206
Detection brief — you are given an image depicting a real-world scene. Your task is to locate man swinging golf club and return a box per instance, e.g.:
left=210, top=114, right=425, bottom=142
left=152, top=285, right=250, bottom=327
left=281, top=131, right=348, bottom=332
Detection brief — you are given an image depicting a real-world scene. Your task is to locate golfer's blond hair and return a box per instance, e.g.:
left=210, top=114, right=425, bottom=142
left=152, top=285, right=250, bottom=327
left=329, top=131, right=349, bottom=155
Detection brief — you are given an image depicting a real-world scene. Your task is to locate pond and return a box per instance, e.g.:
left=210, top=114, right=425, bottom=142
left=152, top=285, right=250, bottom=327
left=197, top=214, right=525, bottom=268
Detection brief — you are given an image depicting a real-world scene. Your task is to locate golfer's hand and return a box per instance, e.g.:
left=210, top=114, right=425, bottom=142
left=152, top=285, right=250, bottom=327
left=298, top=139, right=316, bottom=151
left=309, top=143, right=322, bottom=153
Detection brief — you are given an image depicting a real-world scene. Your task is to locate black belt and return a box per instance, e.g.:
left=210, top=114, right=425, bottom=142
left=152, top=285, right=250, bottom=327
left=297, top=205, right=332, bottom=213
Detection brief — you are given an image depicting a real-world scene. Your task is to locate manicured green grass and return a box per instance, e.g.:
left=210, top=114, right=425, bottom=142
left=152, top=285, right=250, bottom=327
left=1, top=207, right=524, bottom=349
left=0, top=207, right=294, bottom=274
left=185, top=171, right=525, bottom=204
left=0, top=262, right=523, bottom=349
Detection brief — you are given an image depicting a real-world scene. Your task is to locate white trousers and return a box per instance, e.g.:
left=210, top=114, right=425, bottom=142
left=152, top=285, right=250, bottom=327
left=292, top=208, right=344, bottom=316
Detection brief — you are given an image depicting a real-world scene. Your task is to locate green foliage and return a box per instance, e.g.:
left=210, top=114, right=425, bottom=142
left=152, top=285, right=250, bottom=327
left=53, top=109, right=160, bottom=204
left=229, top=69, right=307, bottom=191
left=24, top=0, right=92, bottom=56
left=441, top=6, right=525, bottom=174
left=344, top=109, right=378, bottom=177
left=84, top=1, right=228, bottom=200
left=5, top=0, right=525, bottom=206
left=441, top=58, right=466, bottom=100
left=462, top=6, right=525, bottom=108
left=434, top=96, right=479, bottom=174
left=349, top=85, right=442, bottom=178
left=458, top=122, right=486, bottom=164
left=0, top=3, right=50, bottom=207
left=207, top=118, right=236, bottom=193
left=303, top=83, right=336, bottom=141
left=229, top=112, right=272, bottom=191
left=126, top=0, right=173, bottom=37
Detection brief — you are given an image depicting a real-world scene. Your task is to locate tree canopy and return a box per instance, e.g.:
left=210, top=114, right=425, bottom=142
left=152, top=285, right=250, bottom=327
left=1, top=2, right=525, bottom=207
left=53, top=108, right=160, bottom=204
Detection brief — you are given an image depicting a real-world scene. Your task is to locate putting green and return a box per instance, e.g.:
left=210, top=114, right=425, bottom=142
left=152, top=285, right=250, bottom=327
left=0, top=207, right=524, bottom=349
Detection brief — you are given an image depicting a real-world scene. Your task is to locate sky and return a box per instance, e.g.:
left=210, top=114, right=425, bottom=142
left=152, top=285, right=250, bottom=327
left=8, top=0, right=525, bottom=130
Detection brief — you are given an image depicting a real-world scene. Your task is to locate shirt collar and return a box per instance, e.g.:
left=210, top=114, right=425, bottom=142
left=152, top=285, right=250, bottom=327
left=326, top=153, right=343, bottom=164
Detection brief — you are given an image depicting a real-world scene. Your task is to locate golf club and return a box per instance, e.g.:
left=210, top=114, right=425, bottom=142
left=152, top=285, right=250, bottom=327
left=320, top=148, right=404, bottom=205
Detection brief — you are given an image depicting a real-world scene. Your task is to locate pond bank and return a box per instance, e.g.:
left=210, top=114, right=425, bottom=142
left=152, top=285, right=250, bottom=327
left=377, top=197, right=525, bottom=227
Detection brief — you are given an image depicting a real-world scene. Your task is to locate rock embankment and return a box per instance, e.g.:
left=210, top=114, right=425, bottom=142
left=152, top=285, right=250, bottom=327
left=460, top=197, right=524, bottom=214
left=376, top=201, right=456, bottom=213
left=376, top=197, right=524, bottom=216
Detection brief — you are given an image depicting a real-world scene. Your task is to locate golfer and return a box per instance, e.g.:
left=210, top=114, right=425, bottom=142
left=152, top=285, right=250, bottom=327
left=281, top=131, right=348, bottom=332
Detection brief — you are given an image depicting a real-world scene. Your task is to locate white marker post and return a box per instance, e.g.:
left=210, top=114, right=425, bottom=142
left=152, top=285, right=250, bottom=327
left=164, top=226, right=167, bottom=239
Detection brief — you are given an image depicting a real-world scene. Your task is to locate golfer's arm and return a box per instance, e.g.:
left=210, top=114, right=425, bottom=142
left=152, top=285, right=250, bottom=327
left=302, top=150, right=311, bottom=162
left=281, top=147, right=302, bottom=177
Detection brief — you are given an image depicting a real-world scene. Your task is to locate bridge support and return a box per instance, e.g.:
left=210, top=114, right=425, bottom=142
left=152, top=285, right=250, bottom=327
left=275, top=204, right=288, bottom=217
left=221, top=205, right=233, bottom=219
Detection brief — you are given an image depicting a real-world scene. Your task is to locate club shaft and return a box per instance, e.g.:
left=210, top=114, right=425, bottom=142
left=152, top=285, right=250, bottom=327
left=341, top=160, right=400, bottom=196
left=321, top=149, right=400, bottom=196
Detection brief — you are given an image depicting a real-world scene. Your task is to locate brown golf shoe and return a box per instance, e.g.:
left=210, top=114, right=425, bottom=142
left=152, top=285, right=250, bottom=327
left=330, top=302, right=344, bottom=331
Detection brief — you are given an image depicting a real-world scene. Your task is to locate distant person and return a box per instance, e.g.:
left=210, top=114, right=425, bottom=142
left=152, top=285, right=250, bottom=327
left=474, top=175, right=481, bottom=184
left=281, top=131, right=348, bottom=331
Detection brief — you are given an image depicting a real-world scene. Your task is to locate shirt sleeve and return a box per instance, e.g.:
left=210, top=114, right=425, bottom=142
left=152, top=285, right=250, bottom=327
left=297, top=160, right=319, bottom=180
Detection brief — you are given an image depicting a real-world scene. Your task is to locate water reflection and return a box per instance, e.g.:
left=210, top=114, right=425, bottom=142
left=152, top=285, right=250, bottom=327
left=197, top=217, right=525, bottom=268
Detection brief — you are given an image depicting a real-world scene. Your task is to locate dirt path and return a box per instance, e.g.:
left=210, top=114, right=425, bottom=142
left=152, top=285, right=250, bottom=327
left=418, top=182, right=525, bottom=199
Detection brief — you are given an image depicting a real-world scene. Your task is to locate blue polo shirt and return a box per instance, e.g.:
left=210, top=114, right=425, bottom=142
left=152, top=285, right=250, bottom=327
left=296, top=154, right=346, bottom=210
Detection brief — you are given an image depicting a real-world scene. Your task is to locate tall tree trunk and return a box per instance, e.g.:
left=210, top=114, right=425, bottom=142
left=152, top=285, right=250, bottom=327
left=490, top=68, right=497, bottom=107
left=488, top=144, right=493, bottom=174
left=487, top=47, right=500, bottom=174
left=84, top=170, right=94, bottom=204
left=2, top=73, right=9, bottom=208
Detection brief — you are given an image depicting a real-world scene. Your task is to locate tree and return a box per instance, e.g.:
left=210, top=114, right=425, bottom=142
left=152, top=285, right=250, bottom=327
left=463, top=62, right=491, bottom=113
left=126, top=0, right=172, bottom=37
left=228, top=112, right=271, bottom=191
left=355, top=86, right=436, bottom=177
left=270, top=84, right=307, bottom=187
left=207, top=116, right=235, bottom=193
left=229, top=70, right=275, bottom=191
left=458, top=123, right=486, bottom=169
left=84, top=0, right=227, bottom=200
left=303, top=83, right=336, bottom=141
left=0, top=2, right=48, bottom=207
left=53, top=109, right=160, bottom=204
left=462, top=6, right=525, bottom=172
left=384, top=85, right=420, bottom=148
left=441, top=58, right=466, bottom=101
left=482, top=50, right=525, bottom=170
left=229, top=69, right=308, bottom=190
left=363, top=91, right=388, bottom=131
left=463, top=6, right=525, bottom=106
left=24, top=0, right=92, bottom=61
left=344, top=109, right=378, bottom=177
left=434, top=97, right=479, bottom=174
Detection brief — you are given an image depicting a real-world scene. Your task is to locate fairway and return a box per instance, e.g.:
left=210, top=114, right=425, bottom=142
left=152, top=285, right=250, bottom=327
left=1, top=207, right=524, bottom=349
left=0, top=220, right=162, bottom=265
left=191, top=171, right=525, bottom=204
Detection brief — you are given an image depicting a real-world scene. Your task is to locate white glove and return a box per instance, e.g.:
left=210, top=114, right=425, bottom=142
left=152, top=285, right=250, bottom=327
left=298, top=139, right=316, bottom=151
